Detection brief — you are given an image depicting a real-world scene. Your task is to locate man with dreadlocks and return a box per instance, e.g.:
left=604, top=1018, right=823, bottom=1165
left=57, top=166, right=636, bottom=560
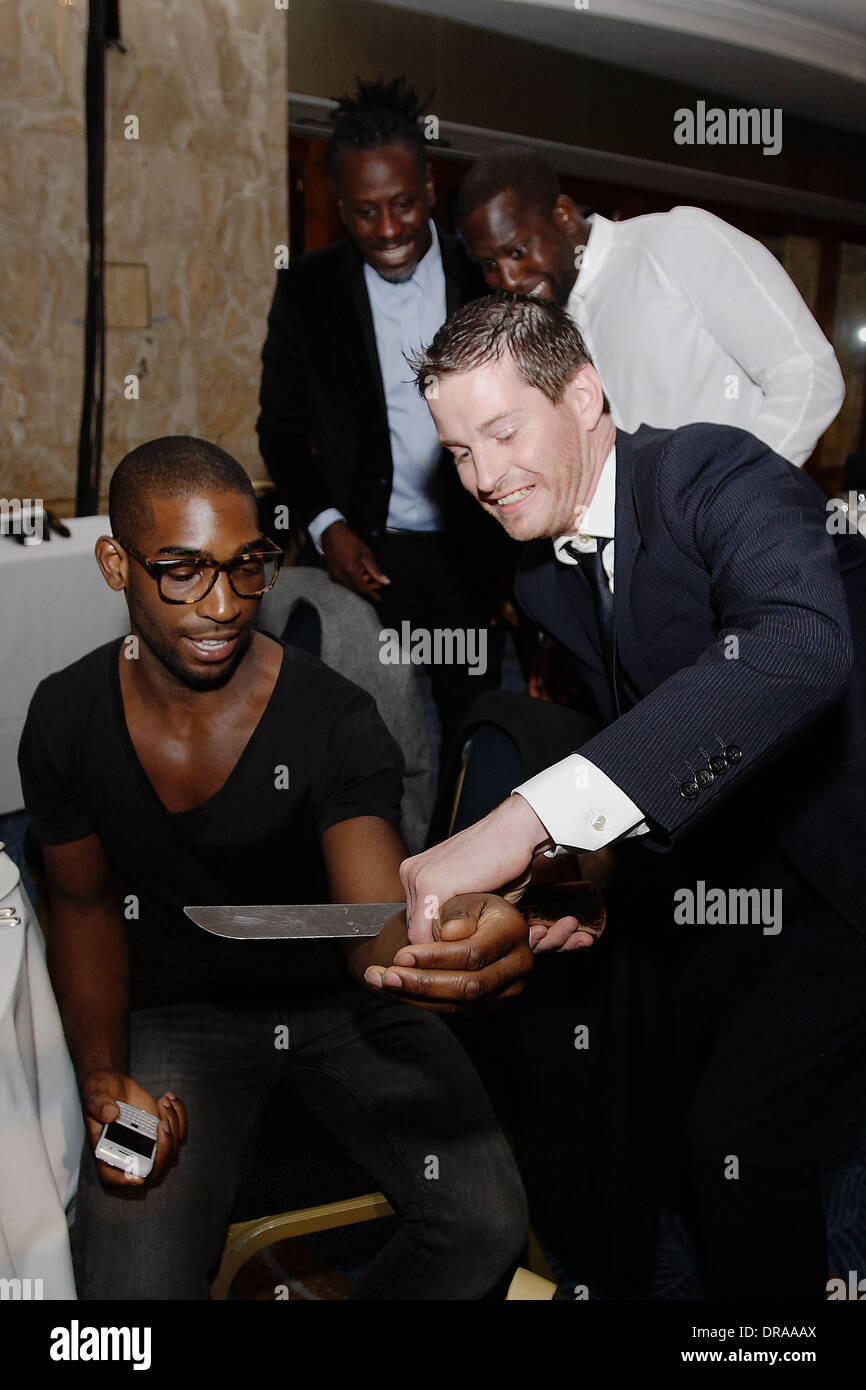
left=257, top=76, right=511, bottom=766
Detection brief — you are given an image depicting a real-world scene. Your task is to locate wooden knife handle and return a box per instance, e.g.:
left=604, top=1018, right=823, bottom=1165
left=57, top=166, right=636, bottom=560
left=517, top=881, right=607, bottom=940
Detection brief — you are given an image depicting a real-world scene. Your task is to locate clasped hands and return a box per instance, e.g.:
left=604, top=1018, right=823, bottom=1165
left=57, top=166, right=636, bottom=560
left=364, top=794, right=603, bottom=1014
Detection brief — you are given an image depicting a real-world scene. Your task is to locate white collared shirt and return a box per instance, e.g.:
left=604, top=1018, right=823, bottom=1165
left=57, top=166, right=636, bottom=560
left=514, top=444, right=650, bottom=850
left=567, top=207, right=844, bottom=468
left=552, top=443, right=617, bottom=590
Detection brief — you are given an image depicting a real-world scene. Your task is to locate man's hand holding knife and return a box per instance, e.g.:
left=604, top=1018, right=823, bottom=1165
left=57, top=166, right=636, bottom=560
left=186, top=793, right=605, bottom=1016
left=361, top=894, right=535, bottom=1013
left=363, top=794, right=606, bottom=1011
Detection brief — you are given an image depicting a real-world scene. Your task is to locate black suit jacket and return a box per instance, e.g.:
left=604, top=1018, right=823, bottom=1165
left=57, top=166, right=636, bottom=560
left=516, top=423, right=866, bottom=933
left=256, top=231, right=510, bottom=591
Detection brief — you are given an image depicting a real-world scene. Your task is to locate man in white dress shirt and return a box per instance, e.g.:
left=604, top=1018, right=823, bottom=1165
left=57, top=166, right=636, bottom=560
left=457, top=147, right=844, bottom=467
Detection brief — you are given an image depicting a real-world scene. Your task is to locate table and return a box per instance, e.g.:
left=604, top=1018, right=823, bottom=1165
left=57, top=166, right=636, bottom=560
left=0, top=516, right=129, bottom=814
left=0, top=847, right=83, bottom=1298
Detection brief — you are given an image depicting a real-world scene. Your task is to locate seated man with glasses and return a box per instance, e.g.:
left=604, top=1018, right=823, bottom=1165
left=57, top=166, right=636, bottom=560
left=17, top=435, right=531, bottom=1300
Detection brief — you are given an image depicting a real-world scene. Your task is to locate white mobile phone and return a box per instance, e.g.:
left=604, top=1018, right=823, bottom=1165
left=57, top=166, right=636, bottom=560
left=95, top=1100, right=159, bottom=1179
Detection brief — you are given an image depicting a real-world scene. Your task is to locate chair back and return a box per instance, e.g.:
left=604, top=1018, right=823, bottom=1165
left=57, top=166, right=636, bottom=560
left=259, top=568, right=434, bottom=852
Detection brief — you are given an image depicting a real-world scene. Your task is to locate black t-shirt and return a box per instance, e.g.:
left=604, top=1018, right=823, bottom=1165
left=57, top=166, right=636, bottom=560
left=18, top=637, right=404, bottom=1009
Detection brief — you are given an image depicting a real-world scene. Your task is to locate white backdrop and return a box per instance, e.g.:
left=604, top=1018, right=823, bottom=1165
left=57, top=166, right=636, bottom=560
left=0, top=516, right=129, bottom=815
left=0, top=849, right=83, bottom=1298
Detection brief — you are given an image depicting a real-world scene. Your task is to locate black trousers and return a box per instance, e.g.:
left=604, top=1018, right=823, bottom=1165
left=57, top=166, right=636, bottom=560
left=449, top=719, right=664, bottom=1296
left=450, top=716, right=866, bottom=1299
left=661, top=844, right=866, bottom=1300
left=375, top=530, right=503, bottom=767
left=71, top=989, right=527, bottom=1299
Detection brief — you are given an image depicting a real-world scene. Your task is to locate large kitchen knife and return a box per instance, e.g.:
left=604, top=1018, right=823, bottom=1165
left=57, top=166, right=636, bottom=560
left=184, top=884, right=606, bottom=941
left=184, top=902, right=401, bottom=939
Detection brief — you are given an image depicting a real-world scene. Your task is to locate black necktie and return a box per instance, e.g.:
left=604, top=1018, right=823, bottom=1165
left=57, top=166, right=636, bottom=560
left=565, top=539, right=627, bottom=715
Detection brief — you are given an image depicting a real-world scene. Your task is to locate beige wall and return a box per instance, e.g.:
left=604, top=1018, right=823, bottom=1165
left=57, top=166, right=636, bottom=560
left=1, top=0, right=287, bottom=511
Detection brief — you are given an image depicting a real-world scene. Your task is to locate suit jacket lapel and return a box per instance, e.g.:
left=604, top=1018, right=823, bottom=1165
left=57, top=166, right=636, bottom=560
left=613, top=432, right=654, bottom=698
left=340, top=244, right=388, bottom=421
left=557, top=562, right=618, bottom=723
left=517, top=543, right=613, bottom=723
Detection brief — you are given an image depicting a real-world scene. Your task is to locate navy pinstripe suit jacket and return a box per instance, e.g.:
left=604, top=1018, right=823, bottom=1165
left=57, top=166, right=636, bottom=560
left=516, top=423, right=866, bottom=932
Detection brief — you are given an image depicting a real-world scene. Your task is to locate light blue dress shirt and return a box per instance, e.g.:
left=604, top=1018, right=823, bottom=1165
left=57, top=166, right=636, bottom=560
left=365, top=221, right=448, bottom=532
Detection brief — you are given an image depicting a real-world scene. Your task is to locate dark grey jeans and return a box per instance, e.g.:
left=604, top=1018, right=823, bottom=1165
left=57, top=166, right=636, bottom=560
left=70, top=986, right=528, bottom=1300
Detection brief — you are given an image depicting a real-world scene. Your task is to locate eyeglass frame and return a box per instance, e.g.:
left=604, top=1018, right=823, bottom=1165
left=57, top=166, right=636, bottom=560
left=116, top=536, right=285, bottom=604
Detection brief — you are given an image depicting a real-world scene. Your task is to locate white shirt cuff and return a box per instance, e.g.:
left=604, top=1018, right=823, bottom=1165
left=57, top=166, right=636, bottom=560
left=309, top=508, right=346, bottom=554
left=514, top=754, right=648, bottom=850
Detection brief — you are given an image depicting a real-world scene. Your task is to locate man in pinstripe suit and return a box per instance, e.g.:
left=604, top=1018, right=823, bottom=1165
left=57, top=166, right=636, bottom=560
left=377, top=292, right=866, bottom=1300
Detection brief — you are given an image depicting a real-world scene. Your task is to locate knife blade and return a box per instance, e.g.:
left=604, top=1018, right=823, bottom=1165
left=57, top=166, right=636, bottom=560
left=184, top=883, right=606, bottom=941
left=184, top=902, right=403, bottom=939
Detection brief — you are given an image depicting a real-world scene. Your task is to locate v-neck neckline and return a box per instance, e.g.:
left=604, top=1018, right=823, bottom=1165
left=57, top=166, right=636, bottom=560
left=109, top=635, right=287, bottom=819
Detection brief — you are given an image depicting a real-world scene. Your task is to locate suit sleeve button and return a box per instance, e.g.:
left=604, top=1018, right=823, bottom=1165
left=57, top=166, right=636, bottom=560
left=709, top=755, right=728, bottom=775
left=724, top=745, right=743, bottom=765
left=695, top=768, right=714, bottom=790
left=680, top=778, right=699, bottom=799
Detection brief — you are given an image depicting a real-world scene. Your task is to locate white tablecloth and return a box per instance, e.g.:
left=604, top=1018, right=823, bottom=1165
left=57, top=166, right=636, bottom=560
left=0, top=848, right=83, bottom=1298
left=0, top=516, right=129, bottom=814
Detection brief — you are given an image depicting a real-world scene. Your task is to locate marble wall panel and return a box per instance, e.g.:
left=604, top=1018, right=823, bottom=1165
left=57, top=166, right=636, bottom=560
left=1, top=2, right=88, bottom=503
left=3, top=0, right=287, bottom=510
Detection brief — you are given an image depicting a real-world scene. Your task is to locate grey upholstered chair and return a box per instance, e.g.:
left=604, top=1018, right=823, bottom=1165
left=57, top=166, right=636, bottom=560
left=258, top=567, right=435, bottom=854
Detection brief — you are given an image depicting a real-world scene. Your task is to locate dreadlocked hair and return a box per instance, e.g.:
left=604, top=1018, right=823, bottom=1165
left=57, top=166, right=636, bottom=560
left=326, top=75, right=433, bottom=182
